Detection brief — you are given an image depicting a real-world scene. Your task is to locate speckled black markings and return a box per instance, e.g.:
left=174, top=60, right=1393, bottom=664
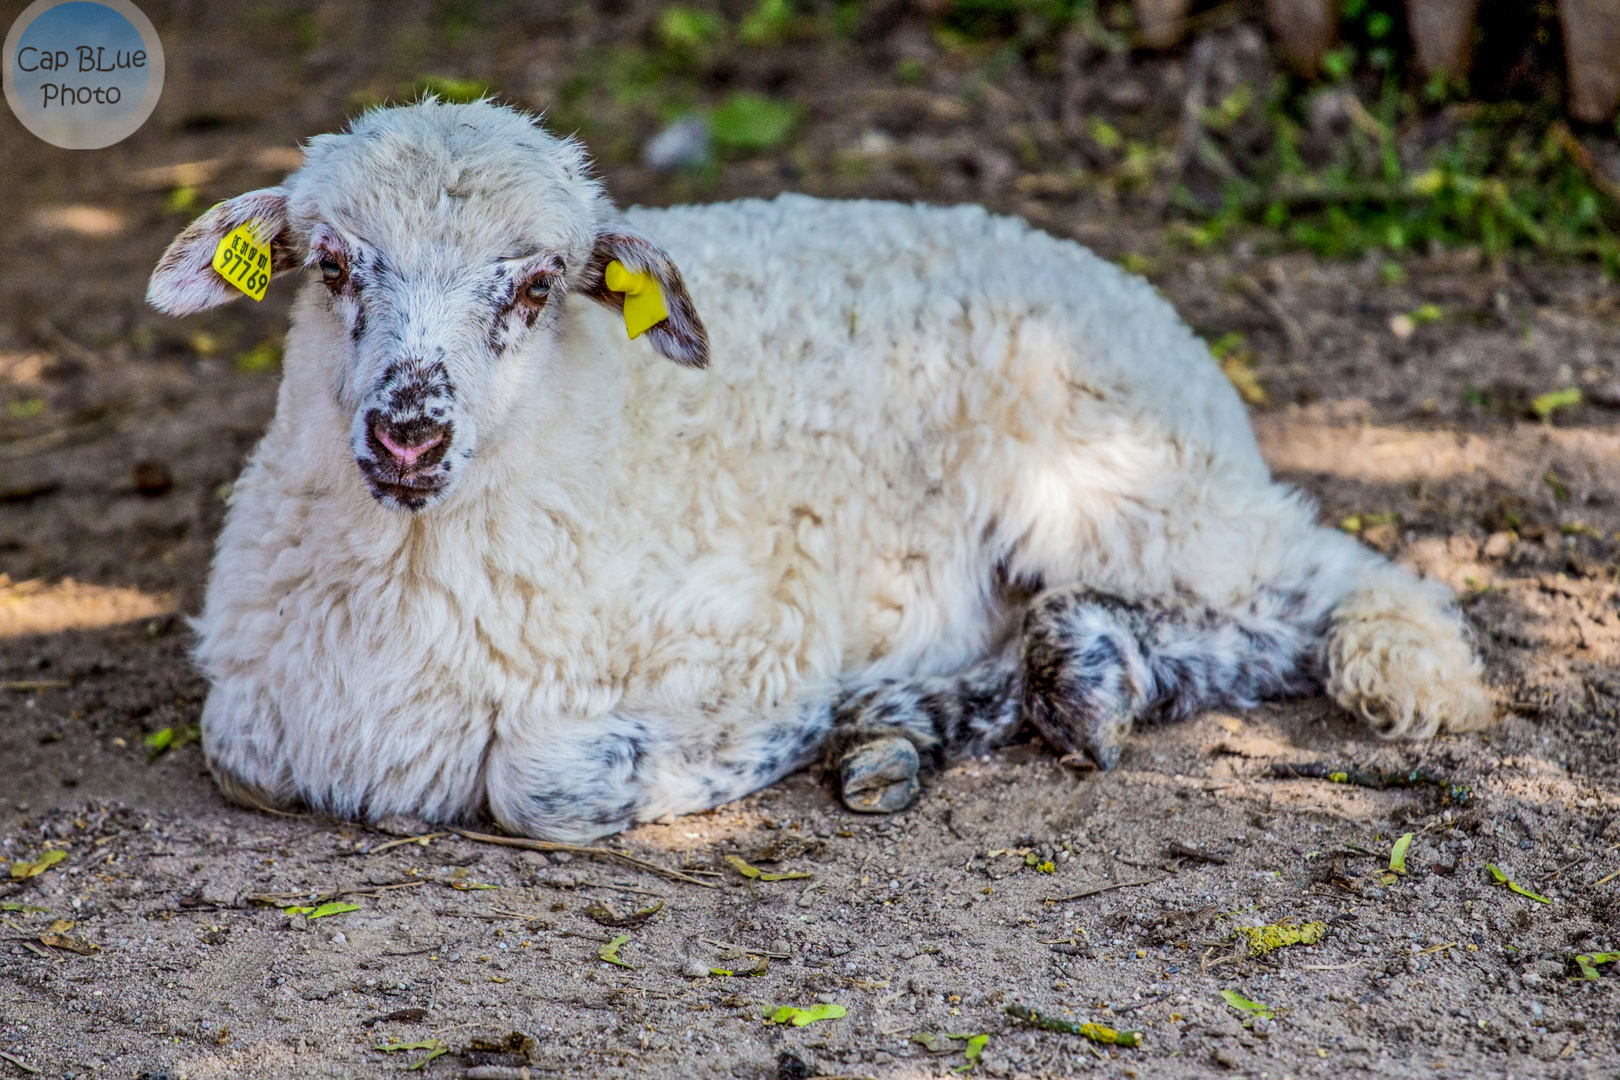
left=825, top=647, right=1025, bottom=773
left=355, top=357, right=458, bottom=509
left=518, top=724, right=652, bottom=835
left=747, top=702, right=835, bottom=784
left=1020, top=586, right=1322, bottom=769
left=827, top=583, right=1330, bottom=803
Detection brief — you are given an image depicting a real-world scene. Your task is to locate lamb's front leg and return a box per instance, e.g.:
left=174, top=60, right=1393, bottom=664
left=826, top=647, right=1024, bottom=814
left=485, top=702, right=833, bottom=843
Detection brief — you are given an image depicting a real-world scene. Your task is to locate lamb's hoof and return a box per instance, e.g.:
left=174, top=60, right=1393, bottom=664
left=1027, top=698, right=1130, bottom=772
left=1078, top=711, right=1129, bottom=772
left=838, top=737, right=920, bottom=814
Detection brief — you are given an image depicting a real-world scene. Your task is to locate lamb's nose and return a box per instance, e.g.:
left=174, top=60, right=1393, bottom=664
left=373, top=420, right=446, bottom=469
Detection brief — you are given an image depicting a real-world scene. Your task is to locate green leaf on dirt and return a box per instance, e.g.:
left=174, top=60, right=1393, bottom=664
left=600, top=933, right=632, bottom=968
left=709, top=93, right=801, bottom=156
left=1389, top=832, right=1413, bottom=876
left=1574, top=952, right=1619, bottom=980
left=1486, top=864, right=1551, bottom=904
left=284, top=901, right=359, bottom=919
left=1236, top=920, right=1327, bottom=958
left=724, top=855, right=812, bottom=881
left=372, top=1039, right=448, bottom=1070
left=1, top=902, right=48, bottom=913
left=144, top=724, right=200, bottom=762
left=1220, top=990, right=1275, bottom=1020
left=1532, top=388, right=1581, bottom=420
left=912, top=1032, right=955, bottom=1053
left=764, top=1003, right=846, bottom=1026
left=9, top=850, right=66, bottom=880
left=952, top=1033, right=989, bottom=1072
left=1544, top=469, right=1571, bottom=502
left=408, top=1047, right=448, bottom=1071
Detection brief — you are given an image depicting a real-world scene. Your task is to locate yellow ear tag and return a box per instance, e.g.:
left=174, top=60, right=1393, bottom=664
left=212, top=223, right=273, bottom=302
left=603, top=259, right=669, bottom=339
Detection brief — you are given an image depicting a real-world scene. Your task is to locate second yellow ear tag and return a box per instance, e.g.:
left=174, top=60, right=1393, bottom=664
left=604, top=259, right=669, bottom=339
left=212, top=223, right=273, bottom=302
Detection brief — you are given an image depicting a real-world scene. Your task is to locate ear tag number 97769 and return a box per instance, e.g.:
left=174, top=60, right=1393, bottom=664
left=212, top=223, right=273, bottom=302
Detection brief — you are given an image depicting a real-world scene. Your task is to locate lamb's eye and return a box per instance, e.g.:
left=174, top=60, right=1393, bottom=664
left=524, top=279, right=551, bottom=302
left=319, top=258, right=344, bottom=282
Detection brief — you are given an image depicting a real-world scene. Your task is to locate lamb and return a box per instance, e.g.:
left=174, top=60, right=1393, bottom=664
left=145, top=99, right=1491, bottom=842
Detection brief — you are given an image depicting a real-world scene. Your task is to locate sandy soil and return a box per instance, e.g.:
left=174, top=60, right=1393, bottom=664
left=2, top=3, right=1618, bottom=1078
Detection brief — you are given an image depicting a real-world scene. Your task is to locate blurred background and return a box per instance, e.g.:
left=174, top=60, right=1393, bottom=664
left=4, top=0, right=1620, bottom=608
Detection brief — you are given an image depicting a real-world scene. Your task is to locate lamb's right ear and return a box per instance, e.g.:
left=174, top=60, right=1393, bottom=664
left=146, top=188, right=298, bottom=316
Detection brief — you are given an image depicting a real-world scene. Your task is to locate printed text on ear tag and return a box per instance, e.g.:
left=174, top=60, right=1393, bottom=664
left=603, top=259, right=669, bottom=339
left=212, top=223, right=273, bottom=302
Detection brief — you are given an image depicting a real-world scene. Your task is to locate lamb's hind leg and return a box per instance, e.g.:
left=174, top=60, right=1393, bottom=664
left=1021, top=586, right=1321, bottom=770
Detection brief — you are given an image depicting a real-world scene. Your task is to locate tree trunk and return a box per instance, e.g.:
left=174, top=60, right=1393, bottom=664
left=1264, top=0, right=1338, bottom=75
left=1132, top=0, right=1191, bottom=49
left=1406, top=0, right=1479, bottom=79
left=1560, top=0, right=1620, bottom=123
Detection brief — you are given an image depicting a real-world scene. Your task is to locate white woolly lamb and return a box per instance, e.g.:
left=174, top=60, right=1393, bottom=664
left=146, top=99, right=1491, bottom=842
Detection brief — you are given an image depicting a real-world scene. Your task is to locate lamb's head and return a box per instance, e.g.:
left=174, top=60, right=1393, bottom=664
left=146, top=99, right=707, bottom=511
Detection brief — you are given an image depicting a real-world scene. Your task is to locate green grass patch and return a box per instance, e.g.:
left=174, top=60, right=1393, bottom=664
left=709, top=93, right=802, bottom=156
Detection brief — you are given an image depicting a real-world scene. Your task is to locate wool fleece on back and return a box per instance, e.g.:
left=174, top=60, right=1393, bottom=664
left=146, top=99, right=1491, bottom=842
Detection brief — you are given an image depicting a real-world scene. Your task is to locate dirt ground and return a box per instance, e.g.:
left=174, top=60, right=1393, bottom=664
left=3, top=3, right=1619, bottom=1078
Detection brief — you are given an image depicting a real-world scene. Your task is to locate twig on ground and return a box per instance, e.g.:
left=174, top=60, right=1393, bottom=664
left=366, top=832, right=451, bottom=855
left=1551, top=123, right=1620, bottom=206
left=575, top=880, right=667, bottom=898
left=245, top=880, right=425, bottom=906
left=1005, top=1003, right=1142, bottom=1046
left=1236, top=275, right=1309, bottom=365
left=702, top=937, right=792, bottom=959
left=452, top=828, right=718, bottom=888
left=0, top=1050, right=42, bottom=1075
left=1165, top=841, right=1226, bottom=865
left=1047, top=876, right=1165, bottom=902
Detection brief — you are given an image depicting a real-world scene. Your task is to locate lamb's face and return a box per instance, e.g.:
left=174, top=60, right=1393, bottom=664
left=301, top=219, right=580, bottom=512
left=146, top=99, right=708, bottom=514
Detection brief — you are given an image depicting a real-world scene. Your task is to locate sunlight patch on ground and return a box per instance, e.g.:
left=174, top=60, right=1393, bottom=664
left=625, top=804, right=775, bottom=853
left=1254, top=413, right=1620, bottom=494
left=32, top=205, right=128, bottom=239
left=0, top=576, right=173, bottom=637
left=0, top=352, right=47, bottom=386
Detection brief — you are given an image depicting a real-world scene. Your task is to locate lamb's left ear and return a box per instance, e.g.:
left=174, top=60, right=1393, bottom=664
left=146, top=188, right=298, bottom=316
left=581, top=229, right=709, bottom=369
